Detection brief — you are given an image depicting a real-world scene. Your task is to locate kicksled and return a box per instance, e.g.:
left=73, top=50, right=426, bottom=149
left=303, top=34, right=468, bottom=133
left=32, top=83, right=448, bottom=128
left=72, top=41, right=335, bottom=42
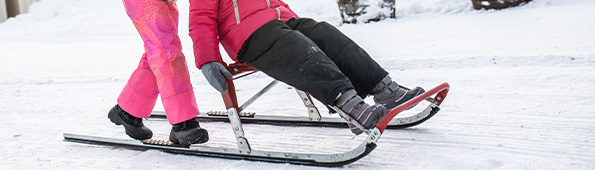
left=63, top=63, right=450, bottom=167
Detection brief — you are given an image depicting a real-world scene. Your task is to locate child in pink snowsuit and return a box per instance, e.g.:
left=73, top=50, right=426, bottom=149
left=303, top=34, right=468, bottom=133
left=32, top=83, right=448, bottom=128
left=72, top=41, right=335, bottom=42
left=108, top=0, right=208, bottom=146
left=190, top=0, right=425, bottom=135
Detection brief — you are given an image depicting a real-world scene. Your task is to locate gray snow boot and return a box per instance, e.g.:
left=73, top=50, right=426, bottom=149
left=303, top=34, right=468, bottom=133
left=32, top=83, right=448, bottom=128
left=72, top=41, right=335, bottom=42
left=108, top=104, right=153, bottom=140
left=336, top=89, right=387, bottom=135
left=371, top=75, right=425, bottom=110
left=169, top=118, right=209, bottom=146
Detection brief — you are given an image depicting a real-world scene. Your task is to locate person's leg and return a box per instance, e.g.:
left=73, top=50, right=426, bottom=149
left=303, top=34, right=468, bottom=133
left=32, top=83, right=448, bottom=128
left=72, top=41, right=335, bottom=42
left=164, top=3, right=208, bottom=145
left=120, top=0, right=198, bottom=123
left=114, top=0, right=207, bottom=144
left=239, top=20, right=351, bottom=105
left=286, top=18, right=424, bottom=110
left=110, top=53, right=157, bottom=141
left=117, top=53, right=159, bottom=119
left=285, top=18, right=388, bottom=98
left=238, top=20, right=386, bottom=133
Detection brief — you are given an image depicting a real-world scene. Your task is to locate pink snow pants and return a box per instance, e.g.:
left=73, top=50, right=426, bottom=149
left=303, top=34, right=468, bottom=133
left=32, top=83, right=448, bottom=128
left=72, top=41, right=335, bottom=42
left=118, top=0, right=200, bottom=124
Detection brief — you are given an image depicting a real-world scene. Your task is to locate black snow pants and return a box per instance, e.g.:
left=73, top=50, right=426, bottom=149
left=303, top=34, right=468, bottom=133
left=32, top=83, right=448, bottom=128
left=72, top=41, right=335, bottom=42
left=237, top=18, right=388, bottom=106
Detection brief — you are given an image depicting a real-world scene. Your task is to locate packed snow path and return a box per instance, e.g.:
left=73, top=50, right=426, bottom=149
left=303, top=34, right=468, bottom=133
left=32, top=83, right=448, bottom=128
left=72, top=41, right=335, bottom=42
left=0, top=0, right=594, bottom=169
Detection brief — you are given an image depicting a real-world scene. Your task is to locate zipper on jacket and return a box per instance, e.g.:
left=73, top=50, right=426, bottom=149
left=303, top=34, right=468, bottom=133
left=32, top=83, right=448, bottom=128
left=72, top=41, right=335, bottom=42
left=232, top=0, right=240, bottom=24
left=275, top=7, right=280, bottom=20
left=266, top=0, right=270, bottom=8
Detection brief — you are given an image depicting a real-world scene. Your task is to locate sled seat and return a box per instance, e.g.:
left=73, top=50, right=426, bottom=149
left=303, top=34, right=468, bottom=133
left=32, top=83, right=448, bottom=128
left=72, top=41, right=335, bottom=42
left=219, top=62, right=322, bottom=120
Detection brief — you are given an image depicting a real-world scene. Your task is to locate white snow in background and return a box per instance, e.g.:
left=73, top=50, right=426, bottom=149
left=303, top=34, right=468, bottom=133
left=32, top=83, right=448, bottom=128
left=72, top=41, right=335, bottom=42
left=1, top=0, right=594, bottom=169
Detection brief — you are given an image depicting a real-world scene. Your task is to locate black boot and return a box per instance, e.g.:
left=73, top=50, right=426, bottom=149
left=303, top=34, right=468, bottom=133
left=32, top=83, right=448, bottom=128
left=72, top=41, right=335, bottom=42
left=108, top=104, right=153, bottom=140
left=336, top=89, right=387, bottom=135
left=371, top=76, right=425, bottom=110
left=169, top=118, right=209, bottom=146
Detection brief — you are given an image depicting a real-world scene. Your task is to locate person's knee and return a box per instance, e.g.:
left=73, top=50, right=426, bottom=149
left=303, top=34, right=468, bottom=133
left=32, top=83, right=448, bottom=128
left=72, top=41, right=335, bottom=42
left=287, top=18, right=319, bottom=33
left=311, top=21, right=340, bottom=36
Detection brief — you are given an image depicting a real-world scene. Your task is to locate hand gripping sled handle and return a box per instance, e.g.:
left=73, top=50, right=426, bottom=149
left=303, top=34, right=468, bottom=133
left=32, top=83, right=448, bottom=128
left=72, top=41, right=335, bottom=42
left=375, top=82, right=450, bottom=133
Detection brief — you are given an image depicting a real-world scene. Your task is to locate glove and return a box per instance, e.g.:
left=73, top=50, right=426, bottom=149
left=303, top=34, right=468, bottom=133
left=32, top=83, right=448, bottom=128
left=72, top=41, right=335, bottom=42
left=201, top=62, right=233, bottom=93
left=165, top=0, right=178, bottom=4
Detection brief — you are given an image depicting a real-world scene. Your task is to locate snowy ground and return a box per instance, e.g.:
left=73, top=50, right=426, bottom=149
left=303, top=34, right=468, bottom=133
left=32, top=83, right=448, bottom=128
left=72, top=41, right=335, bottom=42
left=1, top=0, right=594, bottom=169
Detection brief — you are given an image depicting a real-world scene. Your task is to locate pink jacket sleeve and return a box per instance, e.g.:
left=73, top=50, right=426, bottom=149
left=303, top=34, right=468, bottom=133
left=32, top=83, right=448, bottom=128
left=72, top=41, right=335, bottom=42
left=189, top=0, right=221, bottom=69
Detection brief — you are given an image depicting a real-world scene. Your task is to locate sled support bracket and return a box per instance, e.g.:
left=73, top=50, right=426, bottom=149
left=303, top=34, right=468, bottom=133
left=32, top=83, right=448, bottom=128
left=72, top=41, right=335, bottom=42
left=236, top=79, right=322, bottom=120
left=238, top=80, right=279, bottom=112
left=222, top=62, right=322, bottom=118
left=366, top=128, right=382, bottom=144
left=296, top=90, right=321, bottom=121
left=227, top=108, right=252, bottom=154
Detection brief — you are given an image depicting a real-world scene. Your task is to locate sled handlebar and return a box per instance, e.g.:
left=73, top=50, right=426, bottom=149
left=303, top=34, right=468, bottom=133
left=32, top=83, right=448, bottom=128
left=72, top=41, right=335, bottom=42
left=375, top=82, right=450, bottom=133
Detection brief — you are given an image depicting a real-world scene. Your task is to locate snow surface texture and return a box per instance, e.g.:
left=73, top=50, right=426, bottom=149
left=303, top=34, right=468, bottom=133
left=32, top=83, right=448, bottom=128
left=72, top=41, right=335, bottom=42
left=1, top=0, right=594, bottom=169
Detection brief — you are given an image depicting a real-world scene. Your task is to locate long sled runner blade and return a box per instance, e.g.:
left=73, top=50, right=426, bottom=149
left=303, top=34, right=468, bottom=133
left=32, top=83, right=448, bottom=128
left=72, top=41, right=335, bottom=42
left=63, top=83, right=449, bottom=167
left=63, top=132, right=378, bottom=167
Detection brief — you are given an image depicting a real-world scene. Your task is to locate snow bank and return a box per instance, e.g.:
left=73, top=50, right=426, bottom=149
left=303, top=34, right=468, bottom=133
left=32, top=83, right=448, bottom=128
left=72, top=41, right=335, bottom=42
left=0, top=0, right=129, bottom=42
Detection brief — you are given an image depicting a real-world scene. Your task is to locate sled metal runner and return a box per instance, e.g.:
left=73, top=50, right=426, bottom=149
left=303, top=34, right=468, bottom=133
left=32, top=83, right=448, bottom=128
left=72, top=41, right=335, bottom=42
left=63, top=83, right=450, bottom=167
left=63, top=133, right=378, bottom=167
